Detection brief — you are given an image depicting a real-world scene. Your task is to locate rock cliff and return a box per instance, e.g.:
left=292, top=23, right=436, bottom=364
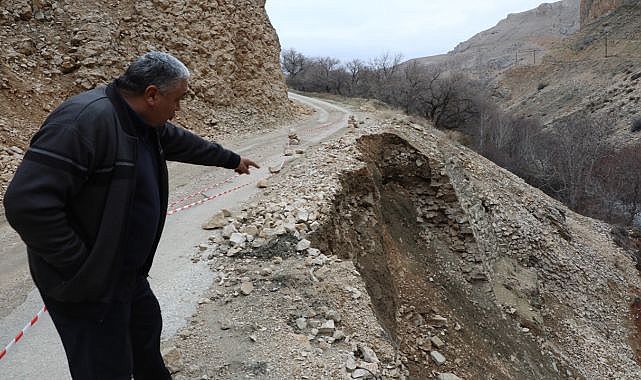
left=580, top=0, right=635, bottom=25
left=0, top=0, right=292, bottom=191
left=0, top=0, right=289, bottom=142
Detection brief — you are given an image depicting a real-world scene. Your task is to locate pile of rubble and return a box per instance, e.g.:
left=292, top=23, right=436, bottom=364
left=171, top=102, right=641, bottom=379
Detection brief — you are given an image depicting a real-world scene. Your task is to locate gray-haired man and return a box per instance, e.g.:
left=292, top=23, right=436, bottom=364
left=4, top=52, right=258, bottom=379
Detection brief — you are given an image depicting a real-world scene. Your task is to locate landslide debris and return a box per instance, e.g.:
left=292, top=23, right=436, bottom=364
left=168, top=99, right=641, bottom=379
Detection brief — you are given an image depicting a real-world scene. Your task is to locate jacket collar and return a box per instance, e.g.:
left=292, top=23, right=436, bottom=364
left=105, top=81, right=138, bottom=137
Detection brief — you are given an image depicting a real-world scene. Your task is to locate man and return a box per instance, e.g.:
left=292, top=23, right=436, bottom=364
left=3, top=51, right=258, bottom=379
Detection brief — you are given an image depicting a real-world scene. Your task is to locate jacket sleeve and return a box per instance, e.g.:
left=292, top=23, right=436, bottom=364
left=3, top=123, right=92, bottom=278
left=158, top=122, right=241, bottom=169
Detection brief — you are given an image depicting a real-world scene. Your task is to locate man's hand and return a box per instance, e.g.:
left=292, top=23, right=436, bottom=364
left=235, top=157, right=260, bottom=175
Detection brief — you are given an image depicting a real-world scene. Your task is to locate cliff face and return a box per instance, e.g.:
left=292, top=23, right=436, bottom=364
left=0, top=0, right=290, bottom=143
left=580, top=0, right=634, bottom=25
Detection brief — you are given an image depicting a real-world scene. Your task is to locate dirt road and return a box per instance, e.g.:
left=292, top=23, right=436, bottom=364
left=0, top=93, right=348, bottom=379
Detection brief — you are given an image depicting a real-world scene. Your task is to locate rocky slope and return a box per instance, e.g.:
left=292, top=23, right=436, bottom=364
left=0, top=0, right=293, bottom=193
left=167, top=99, right=641, bottom=379
left=495, top=2, right=641, bottom=136
left=580, top=0, right=635, bottom=25
left=410, top=0, right=580, bottom=80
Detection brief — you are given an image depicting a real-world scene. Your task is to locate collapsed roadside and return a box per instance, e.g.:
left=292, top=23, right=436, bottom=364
left=166, top=97, right=641, bottom=380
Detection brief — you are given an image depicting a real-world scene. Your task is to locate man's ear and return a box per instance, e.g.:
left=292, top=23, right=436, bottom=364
left=143, top=85, right=160, bottom=106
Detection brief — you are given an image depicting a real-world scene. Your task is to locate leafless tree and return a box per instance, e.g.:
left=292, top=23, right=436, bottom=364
left=281, top=48, right=307, bottom=81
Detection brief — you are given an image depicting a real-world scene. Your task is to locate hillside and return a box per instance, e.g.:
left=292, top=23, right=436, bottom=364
left=0, top=0, right=293, bottom=192
left=410, top=0, right=580, bottom=81
left=496, top=2, right=641, bottom=135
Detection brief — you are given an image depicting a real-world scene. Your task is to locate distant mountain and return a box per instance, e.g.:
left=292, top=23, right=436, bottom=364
left=410, top=0, right=580, bottom=80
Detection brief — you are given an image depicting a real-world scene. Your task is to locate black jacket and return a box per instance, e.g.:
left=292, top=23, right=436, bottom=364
left=4, top=83, right=240, bottom=303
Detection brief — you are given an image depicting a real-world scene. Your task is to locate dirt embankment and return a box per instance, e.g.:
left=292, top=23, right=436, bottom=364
left=314, top=128, right=641, bottom=378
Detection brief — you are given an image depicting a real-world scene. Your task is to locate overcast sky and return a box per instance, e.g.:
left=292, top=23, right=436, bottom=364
left=266, top=0, right=548, bottom=62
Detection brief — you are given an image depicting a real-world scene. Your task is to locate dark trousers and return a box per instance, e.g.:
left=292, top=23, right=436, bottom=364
left=46, top=278, right=172, bottom=380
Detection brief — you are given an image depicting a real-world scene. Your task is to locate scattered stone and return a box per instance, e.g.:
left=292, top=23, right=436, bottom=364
left=345, top=355, right=357, bottom=371
left=296, top=209, right=309, bottom=222
left=252, top=238, right=267, bottom=248
left=346, top=286, right=363, bottom=299
left=202, top=211, right=227, bottom=230
left=430, top=315, right=448, bottom=328
left=333, top=330, right=346, bottom=341
left=198, top=244, right=208, bottom=251
left=431, top=336, right=445, bottom=349
left=296, top=317, right=308, bottom=330
left=229, top=232, right=246, bottom=246
left=437, top=373, right=463, bottom=380
left=430, top=351, right=447, bottom=366
left=161, top=346, right=183, bottom=374
left=257, top=179, right=269, bottom=188
left=352, top=369, right=370, bottom=379
left=318, top=319, right=335, bottom=335
left=240, top=282, right=254, bottom=296
left=220, top=320, right=232, bottom=330
left=358, top=344, right=379, bottom=364
left=325, top=309, right=342, bottom=323
left=222, top=224, right=237, bottom=238
left=296, top=239, right=311, bottom=251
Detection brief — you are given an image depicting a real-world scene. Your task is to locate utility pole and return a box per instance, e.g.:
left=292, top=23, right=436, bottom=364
left=533, top=49, right=537, bottom=65
left=515, top=50, right=518, bottom=66
left=605, top=32, right=608, bottom=58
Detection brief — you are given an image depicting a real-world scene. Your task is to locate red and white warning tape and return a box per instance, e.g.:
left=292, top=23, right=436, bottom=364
left=166, top=181, right=253, bottom=216
left=0, top=305, right=47, bottom=360
left=167, top=174, right=239, bottom=210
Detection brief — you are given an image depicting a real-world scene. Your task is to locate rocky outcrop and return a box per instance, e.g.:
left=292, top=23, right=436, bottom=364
left=0, top=0, right=292, bottom=196
left=580, top=0, right=635, bottom=25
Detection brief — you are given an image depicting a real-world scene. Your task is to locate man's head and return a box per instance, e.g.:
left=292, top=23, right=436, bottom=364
left=116, top=51, right=190, bottom=127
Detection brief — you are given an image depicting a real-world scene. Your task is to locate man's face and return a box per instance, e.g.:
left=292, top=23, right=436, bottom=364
left=145, top=79, right=189, bottom=126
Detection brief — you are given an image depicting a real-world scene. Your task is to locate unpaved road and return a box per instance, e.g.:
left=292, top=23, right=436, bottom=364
left=0, top=93, right=348, bottom=379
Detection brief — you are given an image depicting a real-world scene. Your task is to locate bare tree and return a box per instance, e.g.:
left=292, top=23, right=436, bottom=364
left=345, top=59, right=365, bottom=95
left=281, top=48, right=307, bottom=81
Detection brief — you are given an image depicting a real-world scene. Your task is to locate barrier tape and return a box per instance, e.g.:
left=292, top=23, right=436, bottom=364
left=0, top=305, right=47, bottom=361
left=166, top=181, right=253, bottom=216
left=167, top=174, right=239, bottom=209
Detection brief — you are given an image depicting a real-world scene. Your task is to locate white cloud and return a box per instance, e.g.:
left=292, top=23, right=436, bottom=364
left=266, top=0, right=550, bottom=61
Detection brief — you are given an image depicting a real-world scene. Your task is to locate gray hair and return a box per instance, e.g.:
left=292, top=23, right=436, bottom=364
left=115, top=51, right=190, bottom=94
